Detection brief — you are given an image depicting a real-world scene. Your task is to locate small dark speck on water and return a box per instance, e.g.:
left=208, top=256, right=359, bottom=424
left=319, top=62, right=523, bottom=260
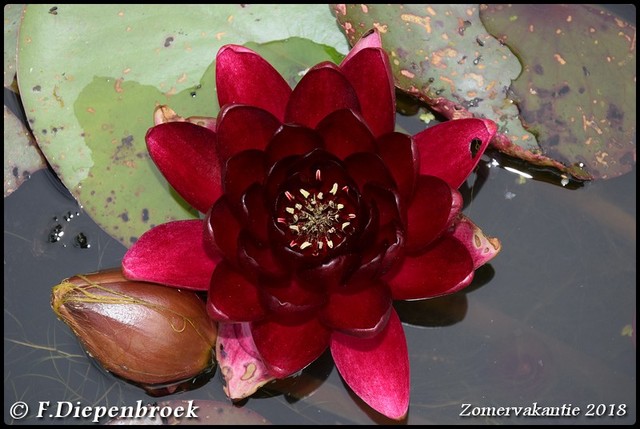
left=49, top=6, right=58, bottom=15
left=74, top=232, right=90, bottom=249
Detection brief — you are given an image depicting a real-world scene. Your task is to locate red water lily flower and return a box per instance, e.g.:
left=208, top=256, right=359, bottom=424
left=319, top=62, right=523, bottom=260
left=123, top=30, right=500, bottom=420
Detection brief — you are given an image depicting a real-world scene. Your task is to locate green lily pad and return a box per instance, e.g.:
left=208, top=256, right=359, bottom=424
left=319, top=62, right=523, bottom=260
left=17, top=4, right=349, bottom=247
left=4, top=106, right=46, bottom=197
left=3, top=4, right=23, bottom=89
left=480, top=4, right=636, bottom=180
left=244, top=38, right=345, bottom=88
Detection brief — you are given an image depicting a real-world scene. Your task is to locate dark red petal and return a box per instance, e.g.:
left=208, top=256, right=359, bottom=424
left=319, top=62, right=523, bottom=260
left=285, top=62, right=360, bottom=129
left=146, top=122, right=221, bottom=213
left=216, top=44, right=291, bottom=121
left=265, top=156, right=298, bottom=204
left=377, top=132, right=419, bottom=202
left=362, top=183, right=402, bottom=226
left=385, top=234, right=474, bottom=300
left=265, top=125, right=322, bottom=168
left=321, top=278, right=391, bottom=338
left=207, top=262, right=266, bottom=321
left=405, top=175, right=455, bottom=253
left=297, top=254, right=360, bottom=290
left=251, top=316, right=330, bottom=377
left=240, top=184, right=270, bottom=244
left=238, top=231, right=286, bottom=280
left=216, top=105, right=281, bottom=165
left=204, top=197, right=241, bottom=265
left=223, top=150, right=267, bottom=206
left=450, top=214, right=502, bottom=269
left=344, top=152, right=395, bottom=192
left=413, top=118, right=497, bottom=189
left=340, top=43, right=395, bottom=138
left=315, top=109, right=376, bottom=159
left=261, top=276, right=326, bottom=315
left=330, top=308, right=409, bottom=420
left=358, top=221, right=405, bottom=278
left=123, top=220, right=218, bottom=291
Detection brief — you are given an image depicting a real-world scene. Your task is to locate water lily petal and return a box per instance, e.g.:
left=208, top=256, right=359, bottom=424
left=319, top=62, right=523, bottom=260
left=340, top=31, right=395, bottom=137
left=265, top=125, right=322, bottom=168
left=449, top=189, right=464, bottom=226
left=264, top=156, right=299, bottom=203
left=297, top=254, right=360, bottom=290
left=341, top=28, right=383, bottom=63
left=123, top=220, right=218, bottom=290
left=204, top=197, right=241, bottom=266
left=216, top=104, right=281, bottom=164
left=405, top=175, right=456, bottom=253
left=316, top=109, right=377, bottom=159
left=261, top=276, right=326, bottom=315
left=385, top=235, right=474, bottom=300
left=414, top=118, right=497, bottom=189
left=451, top=214, right=502, bottom=268
left=358, top=221, right=405, bottom=278
left=240, top=184, right=270, bottom=244
left=146, top=122, right=221, bottom=213
left=251, top=315, right=330, bottom=378
left=217, top=322, right=275, bottom=400
left=344, top=152, right=396, bottom=192
left=223, top=150, right=267, bottom=208
left=377, top=132, right=419, bottom=201
left=330, top=309, right=409, bottom=420
left=238, top=231, right=287, bottom=280
left=207, top=262, right=266, bottom=321
left=216, top=44, right=291, bottom=121
left=285, top=62, right=360, bottom=129
left=361, top=183, right=402, bottom=226
left=321, top=278, right=391, bottom=338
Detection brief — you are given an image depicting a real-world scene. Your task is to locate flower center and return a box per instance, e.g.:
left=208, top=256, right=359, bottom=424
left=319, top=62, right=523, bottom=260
left=277, top=169, right=357, bottom=257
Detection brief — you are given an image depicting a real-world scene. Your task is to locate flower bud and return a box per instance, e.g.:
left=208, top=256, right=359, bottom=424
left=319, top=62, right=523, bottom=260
left=51, top=268, right=217, bottom=395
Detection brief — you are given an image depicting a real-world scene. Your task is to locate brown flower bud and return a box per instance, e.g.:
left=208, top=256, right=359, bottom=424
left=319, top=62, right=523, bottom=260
left=51, top=268, right=217, bottom=395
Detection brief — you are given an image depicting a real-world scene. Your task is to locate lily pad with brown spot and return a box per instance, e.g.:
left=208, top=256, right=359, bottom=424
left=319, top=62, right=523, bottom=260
left=480, top=4, right=636, bottom=180
left=3, top=4, right=23, bottom=89
left=332, top=5, right=539, bottom=162
left=3, top=106, right=46, bottom=197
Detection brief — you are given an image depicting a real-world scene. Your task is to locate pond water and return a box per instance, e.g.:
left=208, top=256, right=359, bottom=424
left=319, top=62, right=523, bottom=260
left=4, top=4, right=636, bottom=425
